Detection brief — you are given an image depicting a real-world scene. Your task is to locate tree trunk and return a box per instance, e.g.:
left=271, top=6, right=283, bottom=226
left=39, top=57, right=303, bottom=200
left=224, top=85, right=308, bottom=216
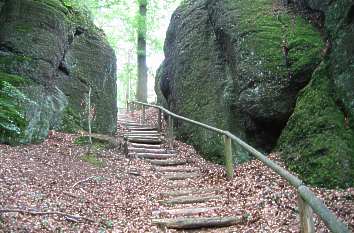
left=136, top=0, right=148, bottom=102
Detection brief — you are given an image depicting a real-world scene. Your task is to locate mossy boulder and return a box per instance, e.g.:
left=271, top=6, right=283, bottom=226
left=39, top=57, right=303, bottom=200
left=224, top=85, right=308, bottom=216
left=278, top=63, right=354, bottom=188
left=0, top=0, right=117, bottom=144
left=156, top=0, right=323, bottom=163
left=278, top=0, right=354, bottom=188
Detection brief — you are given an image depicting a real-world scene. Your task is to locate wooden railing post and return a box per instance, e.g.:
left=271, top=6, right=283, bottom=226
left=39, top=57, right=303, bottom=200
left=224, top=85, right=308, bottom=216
left=168, top=115, right=174, bottom=148
left=298, top=193, right=315, bottom=233
left=157, top=109, right=162, bottom=132
left=129, top=102, right=134, bottom=113
left=223, top=135, right=234, bottom=179
left=142, top=105, right=146, bottom=124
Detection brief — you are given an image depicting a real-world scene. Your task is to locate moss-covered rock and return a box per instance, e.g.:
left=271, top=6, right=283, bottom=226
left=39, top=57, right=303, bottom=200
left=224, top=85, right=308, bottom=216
left=278, top=63, right=354, bottom=188
left=278, top=0, right=354, bottom=188
left=156, top=0, right=323, bottom=163
left=0, top=0, right=117, bottom=144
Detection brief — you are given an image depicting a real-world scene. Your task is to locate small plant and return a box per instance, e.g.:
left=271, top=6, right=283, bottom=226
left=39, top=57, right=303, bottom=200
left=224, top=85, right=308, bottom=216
left=80, top=153, right=104, bottom=167
left=0, top=73, right=30, bottom=144
left=79, top=86, right=96, bottom=153
left=74, top=136, right=110, bottom=149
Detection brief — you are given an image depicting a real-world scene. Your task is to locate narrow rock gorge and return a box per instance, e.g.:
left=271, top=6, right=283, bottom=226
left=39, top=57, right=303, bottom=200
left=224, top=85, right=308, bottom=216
left=156, top=0, right=354, bottom=187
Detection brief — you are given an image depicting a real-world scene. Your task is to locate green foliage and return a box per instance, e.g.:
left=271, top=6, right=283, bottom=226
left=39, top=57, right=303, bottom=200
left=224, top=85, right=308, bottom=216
left=74, top=136, right=111, bottom=149
left=79, top=0, right=181, bottom=106
left=80, top=153, right=104, bottom=167
left=0, top=73, right=29, bottom=144
left=57, top=107, right=81, bottom=133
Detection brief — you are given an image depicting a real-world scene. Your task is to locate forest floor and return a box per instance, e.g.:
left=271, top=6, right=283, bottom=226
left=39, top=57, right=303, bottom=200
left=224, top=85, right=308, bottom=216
left=0, top=108, right=353, bottom=233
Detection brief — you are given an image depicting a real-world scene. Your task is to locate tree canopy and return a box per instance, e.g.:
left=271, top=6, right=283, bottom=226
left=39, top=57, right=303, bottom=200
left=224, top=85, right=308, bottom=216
left=65, top=0, right=180, bottom=106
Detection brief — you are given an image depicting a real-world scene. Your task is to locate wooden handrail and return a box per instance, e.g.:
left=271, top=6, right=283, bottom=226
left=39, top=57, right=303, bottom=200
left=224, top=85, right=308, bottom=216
left=128, top=100, right=351, bottom=233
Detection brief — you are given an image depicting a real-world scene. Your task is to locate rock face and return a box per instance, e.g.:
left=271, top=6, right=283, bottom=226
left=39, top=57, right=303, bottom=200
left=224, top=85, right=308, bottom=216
left=157, top=0, right=354, bottom=188
left=156, top=0, right=323, bottom=162
left=278, top=0, right=354, bottom=188
left=0, top=0, right=117, bottom=144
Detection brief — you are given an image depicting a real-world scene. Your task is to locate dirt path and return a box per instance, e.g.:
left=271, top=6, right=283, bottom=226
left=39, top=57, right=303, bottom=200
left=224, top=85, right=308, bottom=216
left=0, top=108, right=353, bottom=232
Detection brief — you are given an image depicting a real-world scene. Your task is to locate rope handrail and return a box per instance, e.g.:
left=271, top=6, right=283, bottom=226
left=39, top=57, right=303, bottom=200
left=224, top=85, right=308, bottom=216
left=128, top=100, right=351, bottom=233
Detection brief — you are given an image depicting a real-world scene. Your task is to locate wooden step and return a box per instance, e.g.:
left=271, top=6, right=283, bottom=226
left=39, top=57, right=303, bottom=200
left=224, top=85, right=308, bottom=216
left=148, top=159, right=187, bottom=166
left=152, top=206, right=221, bottom=217
left=125, top=133, right=161, bottom=137
left=130, top=143, right=162, bottom=149
left=162, top=173, right=199, bottom=180
left=131, top=153, right=175, bottom=160
left=152, top=216, right=243, bottom=229
left=118, top=120, right=136, bottom=123
left=160, top=188, right=220, bottom=197
left=129, top=148, right=172, bottom=154
left=153, top=167, right=199, bottom=173
left=126, top=124, right=147, bottom=126
left=128, top=130, right=160, bottom=134
left=127, top=138, right=162, bottom=144
left=159, top=195, right=219, bottom=205
left=127, top=127, right=158, bottom=131
left=125, top=136, right=161, bottom=140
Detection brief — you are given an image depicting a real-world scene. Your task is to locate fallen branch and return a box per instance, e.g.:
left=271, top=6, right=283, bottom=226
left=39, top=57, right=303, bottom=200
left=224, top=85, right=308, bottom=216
left=72, top=176, right=97, bottom=189
left=0, top=208, right=95, bottom=223
left=62, top=191, right=81, bottom=199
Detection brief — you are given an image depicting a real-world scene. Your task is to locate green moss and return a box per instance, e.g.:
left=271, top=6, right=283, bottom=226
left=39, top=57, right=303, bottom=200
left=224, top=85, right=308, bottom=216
left=15, top=24, right=32, bottom=33
left=230, top=0, right=324, bottom=78
left=278, top=63, right=354, bottom=188
left=74, top=136, right=110, bottom=149
left=33, top=0, right=69, bottom=14
left=0, top=54, right=32, bottom=68
left=80, top=153, right=104, bottom=167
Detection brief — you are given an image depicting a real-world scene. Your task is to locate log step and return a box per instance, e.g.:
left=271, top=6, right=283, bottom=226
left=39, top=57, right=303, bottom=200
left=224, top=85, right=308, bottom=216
left=118, top=120, right=136, bottom=123
left=153, top=167, right=199, bottom=173
left=148, top=159, right=187, bottom=166
left=125, top=133, right=161, bottom=137
left=125, top=136, right=161, bottom=140
left=159, top=188, right=220, bottom=197
left=125, top=122, right=146, bottom=125
left=127, top=130, right=159, bottom=134
left=127, top=138, right=162, bottom=144
left=131, top=153, right=175, bottom=160
left=152, top=216, right=243, bottom=229
left=162, top=173, right=199, bottom=180
left=127, top=127, right=157, bottom=131
left=159, top=195, right=220, bottom=205
left=130, top=143, right=162, bottom=149
left=129, top=148, right=173, bottom=154
left=152, top=206, right=221, bottom=217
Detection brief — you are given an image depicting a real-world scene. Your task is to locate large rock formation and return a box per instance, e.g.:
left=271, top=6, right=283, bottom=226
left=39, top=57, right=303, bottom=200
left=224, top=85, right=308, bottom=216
left=156, top=0, right=354, bottom=187
left=278, top=0, right=354, bottom=188
left=156, top=0, right=323, bottom=161
left=0, top=0, right=117, bottom=144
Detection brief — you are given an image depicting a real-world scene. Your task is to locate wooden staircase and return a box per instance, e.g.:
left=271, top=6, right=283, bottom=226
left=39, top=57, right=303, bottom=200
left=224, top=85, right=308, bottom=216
left=118, top=112, right=242, bottom=231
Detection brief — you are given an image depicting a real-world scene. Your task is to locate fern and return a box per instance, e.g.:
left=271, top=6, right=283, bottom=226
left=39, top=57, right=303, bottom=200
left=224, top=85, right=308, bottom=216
left=0, top=80, right=28, bottom=142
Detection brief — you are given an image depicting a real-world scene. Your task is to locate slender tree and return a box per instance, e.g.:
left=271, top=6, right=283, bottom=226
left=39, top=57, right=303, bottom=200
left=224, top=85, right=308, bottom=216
left=136, top=0, right=148, bottom=102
